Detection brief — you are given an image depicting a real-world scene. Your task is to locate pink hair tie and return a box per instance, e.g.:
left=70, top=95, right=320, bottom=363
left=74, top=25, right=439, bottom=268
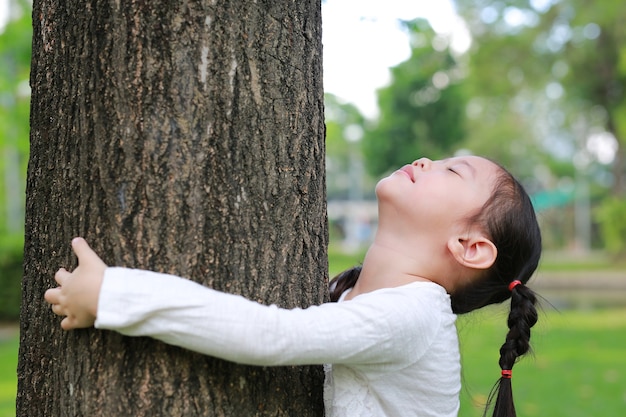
left=508, top=280, right=522, bottom=291
left=501, top=370, right=512, bottom=379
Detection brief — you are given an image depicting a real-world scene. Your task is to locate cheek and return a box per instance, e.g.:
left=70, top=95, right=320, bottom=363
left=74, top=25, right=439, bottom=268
left=410, top=192, right=474, bottom=227
left=411, top=201, right=453, bottom=226
left=392, top=191, right=451, bottom=227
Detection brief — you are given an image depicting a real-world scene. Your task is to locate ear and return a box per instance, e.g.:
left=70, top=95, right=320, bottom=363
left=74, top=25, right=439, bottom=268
left=447, top=234, right=497, bottom=271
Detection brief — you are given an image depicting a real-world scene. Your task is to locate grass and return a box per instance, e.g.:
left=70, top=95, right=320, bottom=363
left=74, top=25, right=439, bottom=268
left=457, top=307, right=626, bottom=416
left=0, top=328, right=18, bottom=417
left=328, top=244, right=366, bottom=277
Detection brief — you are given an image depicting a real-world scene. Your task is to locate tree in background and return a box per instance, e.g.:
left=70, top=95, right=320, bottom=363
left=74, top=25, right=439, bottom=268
left=455, top=0, right=625, bottom=192
left=18, top=0, right=327, bottom=415
left=362, top=18, right=467, bottom=177
left=456, top=0, right=626, bottom=254
left=0, top=0, right=30, bottom=320
left=325, top=93, right=373, bottom=200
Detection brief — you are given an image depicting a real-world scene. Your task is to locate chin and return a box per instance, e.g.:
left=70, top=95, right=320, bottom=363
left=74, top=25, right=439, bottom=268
left=374, top=177, right=390, bottom=200
left=374, top=174, right=402, bottom=200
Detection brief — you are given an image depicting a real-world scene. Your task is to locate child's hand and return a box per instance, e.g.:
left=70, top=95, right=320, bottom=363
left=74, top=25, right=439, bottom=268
left=45, top=237, right=107, bottom=330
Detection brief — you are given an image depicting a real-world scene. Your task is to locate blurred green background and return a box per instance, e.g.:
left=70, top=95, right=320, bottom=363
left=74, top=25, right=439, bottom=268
left=1, top=0, right=625, bottom=416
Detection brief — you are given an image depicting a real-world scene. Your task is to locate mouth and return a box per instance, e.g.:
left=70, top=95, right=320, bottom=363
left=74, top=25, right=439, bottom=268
left=399, top=165, right=415, bottom=182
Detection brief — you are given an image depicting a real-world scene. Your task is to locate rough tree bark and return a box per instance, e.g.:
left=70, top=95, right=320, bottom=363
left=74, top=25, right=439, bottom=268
left=18, top=0, right=327, bottom=416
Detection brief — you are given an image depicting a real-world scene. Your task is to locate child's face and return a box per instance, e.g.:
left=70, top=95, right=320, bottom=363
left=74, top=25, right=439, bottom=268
left=375, top=156, right=500, bottom=236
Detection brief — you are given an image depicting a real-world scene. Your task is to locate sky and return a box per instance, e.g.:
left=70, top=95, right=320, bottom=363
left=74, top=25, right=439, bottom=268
left=0, top=1, right=7, bottom=29
left=0, top=0, right=465, bottom=118
left=322, top=0, right=468, bottom=117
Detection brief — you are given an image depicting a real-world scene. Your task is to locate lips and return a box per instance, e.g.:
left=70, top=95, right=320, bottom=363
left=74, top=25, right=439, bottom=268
left=399, top=165, right=415, bottom=182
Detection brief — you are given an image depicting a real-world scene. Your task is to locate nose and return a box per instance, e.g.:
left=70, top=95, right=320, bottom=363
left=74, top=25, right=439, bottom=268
left=412, top=158, right=432, bottom=170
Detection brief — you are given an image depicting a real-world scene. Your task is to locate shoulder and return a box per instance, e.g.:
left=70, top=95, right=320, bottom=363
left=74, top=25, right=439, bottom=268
left=339, top=281, right=453, bottom=334
left=346, top=281, right=451, bottom=310
left=336, top=281, right=456, bottom=365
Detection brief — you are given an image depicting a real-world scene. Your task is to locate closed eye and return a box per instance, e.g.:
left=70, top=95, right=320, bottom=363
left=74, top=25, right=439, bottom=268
left=448, top=167, right=460, bottom=176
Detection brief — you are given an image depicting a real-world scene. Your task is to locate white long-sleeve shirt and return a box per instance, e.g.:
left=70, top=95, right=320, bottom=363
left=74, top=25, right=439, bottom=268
left=95, top=268, right=461, bottom=417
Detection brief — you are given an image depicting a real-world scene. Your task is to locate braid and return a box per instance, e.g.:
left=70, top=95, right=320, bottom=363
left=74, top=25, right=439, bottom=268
left=500, top=285, right=538, bottom=369
left=486, top=283, right=538, bottom=417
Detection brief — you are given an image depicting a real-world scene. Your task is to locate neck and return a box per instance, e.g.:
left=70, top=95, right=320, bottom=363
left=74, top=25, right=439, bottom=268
left=345, top=239, right=435, bottom=300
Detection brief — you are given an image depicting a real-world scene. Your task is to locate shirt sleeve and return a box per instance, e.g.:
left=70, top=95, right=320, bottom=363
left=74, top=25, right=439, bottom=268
left=95, top=267, right=444, bottom=367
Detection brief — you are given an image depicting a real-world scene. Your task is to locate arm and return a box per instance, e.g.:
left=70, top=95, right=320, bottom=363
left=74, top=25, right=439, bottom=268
left=46, top=239, right=439, bottom=367
left=44, top=239, right=395, bottom=365
left=95, top=267, right=413, bottom=367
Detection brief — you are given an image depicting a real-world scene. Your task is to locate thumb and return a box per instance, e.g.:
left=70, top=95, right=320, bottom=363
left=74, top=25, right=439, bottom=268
left=71, top=237, right=104, bottom=266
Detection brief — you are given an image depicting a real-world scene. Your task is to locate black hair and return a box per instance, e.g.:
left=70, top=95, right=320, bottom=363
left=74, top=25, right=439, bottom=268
left=329, top=266, right=362, bottom=302
left=329, top=164, right=542, bottom=417
left=461, top=166, right=540, bottom=417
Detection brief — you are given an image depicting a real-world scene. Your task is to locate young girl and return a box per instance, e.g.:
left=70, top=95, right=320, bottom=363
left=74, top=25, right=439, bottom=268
left=45, top=155, right=541, bottom=417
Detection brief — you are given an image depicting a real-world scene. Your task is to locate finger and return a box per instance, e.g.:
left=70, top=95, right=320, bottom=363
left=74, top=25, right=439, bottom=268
left=54, top=268, right=70, bottom=286
left=61, top=315, right=79, bottom=331
left=60, top=316, right=72, bottom=331
left=71, top=237, right=100, bottom=265
left=51, top=303, right=64, bottom=316
left=44, top=287, right=61, bottom=305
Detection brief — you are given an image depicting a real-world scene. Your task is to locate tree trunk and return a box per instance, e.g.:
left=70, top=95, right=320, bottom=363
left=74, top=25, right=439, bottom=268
left=18, top=0, right=327, bottom=416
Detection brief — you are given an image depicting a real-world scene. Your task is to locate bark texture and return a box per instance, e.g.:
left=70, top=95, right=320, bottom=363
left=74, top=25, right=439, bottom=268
left=19, top=0, right=326, bottom=415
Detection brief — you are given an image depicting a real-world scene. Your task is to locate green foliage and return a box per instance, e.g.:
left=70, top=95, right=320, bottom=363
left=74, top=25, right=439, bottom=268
left=362, top=19, right=467, bottom=177
left=325, top=94, right=366, bottom=156
left=325, top=93, right=371, bottom=199
left=455, top=0, right=626, bottom=191
left=450, top=0, right=626, bottom=253
left=0, top=234, right=23, bottom=321
left=0, top=4, right=31, bottom=321
left=594, top=197, right=626, bottom=256
left=0, top=5, right=32, bottom=149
